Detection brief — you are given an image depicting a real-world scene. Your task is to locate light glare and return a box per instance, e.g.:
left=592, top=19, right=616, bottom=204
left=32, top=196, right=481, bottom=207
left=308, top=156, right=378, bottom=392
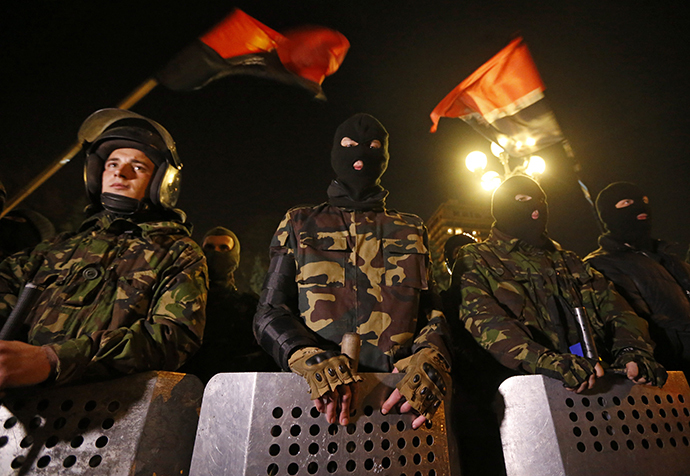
left=481, top=171, right=501, bottom=191
left=526, top=156, right=546, bottom=176
left=465, top=151, right=488, bottom=173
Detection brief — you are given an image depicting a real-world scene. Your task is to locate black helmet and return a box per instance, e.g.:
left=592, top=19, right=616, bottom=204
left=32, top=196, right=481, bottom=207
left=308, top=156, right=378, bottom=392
left=79, top=109, right=182, bottom=213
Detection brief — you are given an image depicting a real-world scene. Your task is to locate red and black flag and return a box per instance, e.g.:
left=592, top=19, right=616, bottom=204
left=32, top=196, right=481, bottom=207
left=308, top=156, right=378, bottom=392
left=157, top=9, right=349, bottom=99
left=429, top=37, right=563, bottom=157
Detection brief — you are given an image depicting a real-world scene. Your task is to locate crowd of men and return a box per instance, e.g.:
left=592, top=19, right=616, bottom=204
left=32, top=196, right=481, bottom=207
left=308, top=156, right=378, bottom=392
left=1, top=108, right=688, bottom=475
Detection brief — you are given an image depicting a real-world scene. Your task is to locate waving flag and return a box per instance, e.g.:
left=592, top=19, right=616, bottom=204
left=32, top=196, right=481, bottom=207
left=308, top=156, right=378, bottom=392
left=157, top=9, right=350, bottom=99
left=430, top=37, right=563, bottom=157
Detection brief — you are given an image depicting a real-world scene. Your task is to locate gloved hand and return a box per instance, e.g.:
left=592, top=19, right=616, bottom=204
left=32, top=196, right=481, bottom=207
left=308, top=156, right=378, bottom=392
left=535, top=352, right=596, bottom=389
left=288, top=347, right=362, bottom=399
left=612, top=347, right=668, bottom=387
left=394, top=348, right=451, bottom=419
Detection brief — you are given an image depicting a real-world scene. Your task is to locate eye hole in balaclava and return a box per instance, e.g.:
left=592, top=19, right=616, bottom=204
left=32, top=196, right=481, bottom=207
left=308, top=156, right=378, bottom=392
left=492, top=175, right=549, bottom=247
left=331, top=113, right=389, bottom=200
left=596, top=182, right=652, bottom=249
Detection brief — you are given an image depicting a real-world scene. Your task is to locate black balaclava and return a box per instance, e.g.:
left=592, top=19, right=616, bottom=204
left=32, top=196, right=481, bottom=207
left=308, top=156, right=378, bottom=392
left=596, top=182, right=652, bottom=250
left=329, top=113, right=390, bottom=203
left=203, top=226, right=240, bottom=288
left=492, top=175, right=549, bottom=247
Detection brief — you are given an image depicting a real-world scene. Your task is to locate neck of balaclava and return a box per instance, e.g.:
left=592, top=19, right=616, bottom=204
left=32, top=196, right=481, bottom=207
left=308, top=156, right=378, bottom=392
left=496, top=220, right=548, bottom=248
left=608, top=227, right=654, bottom=252
left=327, top=180, right=388, bottom=211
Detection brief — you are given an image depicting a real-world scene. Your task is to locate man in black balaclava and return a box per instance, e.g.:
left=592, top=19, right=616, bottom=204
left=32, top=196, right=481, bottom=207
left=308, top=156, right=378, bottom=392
left=254, top=113, right=452, bottom=431
left=327, top=113, right=389, bottom=207
left=491, top=174, right=549, bottom=247
left=449, top=175, right=665, bottom=399
left=202, top=227, right=241, bottom=290
left=586, top=182, right=690, bottom=376
left=180, top=226, right=275, bottom=382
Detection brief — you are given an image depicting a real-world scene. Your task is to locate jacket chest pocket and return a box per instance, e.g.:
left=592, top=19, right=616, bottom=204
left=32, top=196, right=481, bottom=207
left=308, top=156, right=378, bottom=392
left=59, top=265, right=108, bottom=307
left=382, top=237, right=428, bottom=289
left=296, top=232, right=350, bottom=287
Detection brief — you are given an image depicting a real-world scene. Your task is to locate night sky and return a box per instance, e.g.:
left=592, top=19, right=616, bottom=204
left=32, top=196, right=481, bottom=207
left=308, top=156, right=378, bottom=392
left=2, top=1, right=689, bottom=275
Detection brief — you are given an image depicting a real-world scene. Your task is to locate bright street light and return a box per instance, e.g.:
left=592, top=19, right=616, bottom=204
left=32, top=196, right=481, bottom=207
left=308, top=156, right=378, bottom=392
left=465, top=151, right=487, bottom=173
left=480, top=171, right=501, bottom=191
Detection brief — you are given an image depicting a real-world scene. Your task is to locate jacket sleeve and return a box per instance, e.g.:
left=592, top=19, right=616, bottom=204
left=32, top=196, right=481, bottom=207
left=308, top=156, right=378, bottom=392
left=453, top=246, right=553, bottom=373
left=409, top=228, right=453, bottom=366
left=253, top=212, right=320, bottom=370
left=45, top=242, right=208, bottom=385
left=582, top=263, right=655, bottom=357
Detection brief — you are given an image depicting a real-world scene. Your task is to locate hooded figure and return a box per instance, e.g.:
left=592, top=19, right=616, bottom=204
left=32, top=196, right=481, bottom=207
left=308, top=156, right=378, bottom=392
left=586, top=182, right=690, bottom=374
left=202, top=226, right=241, bottom=290
left=327, top=113, right=390, bottom=209
left=595, top=182, right=652, bottom=251
left=491, top=175, right=549, bottom=247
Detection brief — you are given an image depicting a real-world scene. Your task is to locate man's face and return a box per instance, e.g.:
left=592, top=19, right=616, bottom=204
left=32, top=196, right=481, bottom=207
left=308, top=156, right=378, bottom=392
left=615, top=195, right=650, bottom=221
left=101, top=148, right=155, bottom=200
left=202, top=235, right=235, bottom=253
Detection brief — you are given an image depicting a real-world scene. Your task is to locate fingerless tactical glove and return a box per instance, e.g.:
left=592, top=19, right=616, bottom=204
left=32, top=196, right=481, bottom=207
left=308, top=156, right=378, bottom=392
left=612, top=347, right=668, bottom=387
left=535, top=352, right=596, bottom=388
left=394, top=348, right=451, bottom=419
left=288, top=347, right=362, bottom=399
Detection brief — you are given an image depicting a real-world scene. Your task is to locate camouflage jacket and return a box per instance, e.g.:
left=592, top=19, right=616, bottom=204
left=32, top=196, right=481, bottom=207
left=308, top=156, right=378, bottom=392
left=452, top=227, right=654, bottom=375
left=0, top=212, right=207, bottom=385
left=264, top=202, right=450, bottom=372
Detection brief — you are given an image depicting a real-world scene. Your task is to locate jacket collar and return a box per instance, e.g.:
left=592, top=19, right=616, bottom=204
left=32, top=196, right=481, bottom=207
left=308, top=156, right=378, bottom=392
left=488, top=226, right=561, bottom=254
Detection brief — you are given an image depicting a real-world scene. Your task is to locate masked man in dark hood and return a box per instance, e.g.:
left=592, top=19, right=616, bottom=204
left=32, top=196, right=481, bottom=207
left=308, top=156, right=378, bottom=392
left=449, top=175, right=665, bottom=396
left=254, top=114, right=451, bottom=429
left=0, top=109, right=207, bottom=390
left=180, top=227, right=276, bottom=381
left=585, top=182, right=690, bottom=375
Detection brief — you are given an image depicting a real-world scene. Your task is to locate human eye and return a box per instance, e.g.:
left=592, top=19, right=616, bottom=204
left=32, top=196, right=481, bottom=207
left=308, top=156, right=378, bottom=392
left=615, top=199, right=634, bottom=208
left=369, top=140, right=382, bottom=149
left=515, top=194, right=532, bottom=202
left=340, top=137, right=358, bottom=147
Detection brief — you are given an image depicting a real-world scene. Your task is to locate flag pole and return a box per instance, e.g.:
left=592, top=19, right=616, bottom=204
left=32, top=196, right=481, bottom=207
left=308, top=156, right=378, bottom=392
left=0, top=77, right=159, bottom=219
left=562, top=140, right=604, bottom=234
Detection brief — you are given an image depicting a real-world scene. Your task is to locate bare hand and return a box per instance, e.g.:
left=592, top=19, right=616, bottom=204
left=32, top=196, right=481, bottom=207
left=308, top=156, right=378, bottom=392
left=381, top=368, right=426, bottom=429
left=566, top=362, right=604, bottom=394
left=313, top=382, right=357, bottom=425
left=0, top=341, right=52, bottom=389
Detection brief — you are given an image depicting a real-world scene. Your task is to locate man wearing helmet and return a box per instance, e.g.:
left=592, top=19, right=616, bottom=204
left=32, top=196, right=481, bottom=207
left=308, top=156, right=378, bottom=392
left=0, top=109, right=207, bottom=390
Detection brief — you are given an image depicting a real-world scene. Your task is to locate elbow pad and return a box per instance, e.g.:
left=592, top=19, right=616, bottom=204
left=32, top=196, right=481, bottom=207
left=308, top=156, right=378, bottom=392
left=253, top=304, right=319, bottom=370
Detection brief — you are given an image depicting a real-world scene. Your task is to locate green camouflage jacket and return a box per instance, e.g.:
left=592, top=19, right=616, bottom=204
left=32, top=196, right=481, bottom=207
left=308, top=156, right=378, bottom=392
left=452, top=227, right=654, bottom=375
left=267, top=202, right=450, bottom=372
left=0, top=212, right=207, bottom=385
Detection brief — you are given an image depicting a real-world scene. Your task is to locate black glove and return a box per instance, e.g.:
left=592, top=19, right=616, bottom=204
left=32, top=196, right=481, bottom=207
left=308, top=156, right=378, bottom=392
left=535, top=352, right=596, bottom=389
left=612, top=347, right=667, bottom=387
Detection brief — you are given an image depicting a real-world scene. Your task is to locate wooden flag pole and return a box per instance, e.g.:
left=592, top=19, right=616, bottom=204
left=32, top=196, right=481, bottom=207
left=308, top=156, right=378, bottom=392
left=0, top=77, right=159, bottom=219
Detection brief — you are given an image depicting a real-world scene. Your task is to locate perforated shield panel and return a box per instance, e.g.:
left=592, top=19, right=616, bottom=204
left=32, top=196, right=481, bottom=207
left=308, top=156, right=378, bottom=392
left=498, top=371, right=690, bottom=476
left=190, top=372, right=455, bottom=476
left=0, top=371, right=202, bottom=475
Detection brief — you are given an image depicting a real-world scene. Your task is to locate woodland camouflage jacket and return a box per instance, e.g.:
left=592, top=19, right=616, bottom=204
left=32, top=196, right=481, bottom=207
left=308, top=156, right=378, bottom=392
left=267, top=203, right=450, bottom=372
left=452, top=227, right=655, bottom=375
left=0, top=212, right=207, bottom=385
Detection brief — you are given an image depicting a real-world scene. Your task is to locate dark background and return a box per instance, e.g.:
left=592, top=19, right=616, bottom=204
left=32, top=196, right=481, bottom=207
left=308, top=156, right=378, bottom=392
left=2, top=1, right=689, bottom=290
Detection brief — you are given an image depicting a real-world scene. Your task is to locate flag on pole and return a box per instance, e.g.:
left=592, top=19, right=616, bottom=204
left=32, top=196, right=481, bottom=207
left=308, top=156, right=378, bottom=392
left=429, top=37, right=563, bottom=157
left=156, top=9, right=349, bottom=99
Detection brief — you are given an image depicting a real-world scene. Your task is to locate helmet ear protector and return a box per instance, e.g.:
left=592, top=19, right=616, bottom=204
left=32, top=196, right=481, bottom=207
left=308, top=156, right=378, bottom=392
left=79, top=109, right=182, bottom=210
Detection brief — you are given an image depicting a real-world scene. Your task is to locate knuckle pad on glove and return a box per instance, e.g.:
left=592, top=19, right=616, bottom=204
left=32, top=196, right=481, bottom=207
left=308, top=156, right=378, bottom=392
left=290, top=349, right=362, bottom=399
left=395, top=348, right=450, bottom=419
